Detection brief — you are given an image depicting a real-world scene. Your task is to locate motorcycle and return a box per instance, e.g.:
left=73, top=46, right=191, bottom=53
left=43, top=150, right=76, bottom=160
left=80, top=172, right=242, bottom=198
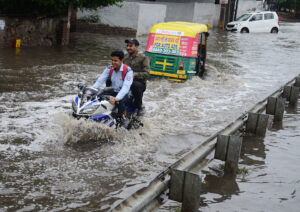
left=72, top=84, right=143, bottom=129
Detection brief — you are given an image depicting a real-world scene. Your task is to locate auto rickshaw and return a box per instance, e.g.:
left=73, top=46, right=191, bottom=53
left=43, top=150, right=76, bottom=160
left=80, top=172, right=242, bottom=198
left=145, top=21, right=209, bottom=82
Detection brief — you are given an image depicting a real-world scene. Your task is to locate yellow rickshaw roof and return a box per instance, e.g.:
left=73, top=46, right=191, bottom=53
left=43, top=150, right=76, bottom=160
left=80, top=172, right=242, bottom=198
left=149, top=22, right=209, bottom=38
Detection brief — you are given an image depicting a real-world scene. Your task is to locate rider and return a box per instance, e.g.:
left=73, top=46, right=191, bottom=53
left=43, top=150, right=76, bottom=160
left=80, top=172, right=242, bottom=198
left=124, top=38, right=150, bottom=116
left=93, top=50, right=133, bottom=125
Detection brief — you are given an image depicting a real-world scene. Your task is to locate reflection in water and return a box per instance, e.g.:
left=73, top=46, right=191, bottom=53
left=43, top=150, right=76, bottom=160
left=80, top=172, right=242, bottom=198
left=270, top=101, right=299, bottom=131
left=271, top=120, right=284, bottom=131
left=240, top=136, right=266, bottom=166
left=201, top=174, right=240, bottom=206
left=285, top=102, right=299, bottom=114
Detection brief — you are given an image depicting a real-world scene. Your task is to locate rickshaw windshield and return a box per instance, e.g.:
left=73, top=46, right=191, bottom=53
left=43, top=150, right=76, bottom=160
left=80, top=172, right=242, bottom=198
left=145, top=22, right=208, bottom=58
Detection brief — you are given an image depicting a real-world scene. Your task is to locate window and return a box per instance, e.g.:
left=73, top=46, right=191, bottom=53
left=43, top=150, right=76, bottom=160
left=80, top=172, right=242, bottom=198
left=264, top=13, right=274, bottom=20
left=250, top=14, right=263, bottom=21
left=236, top=14, right=252, bottom=21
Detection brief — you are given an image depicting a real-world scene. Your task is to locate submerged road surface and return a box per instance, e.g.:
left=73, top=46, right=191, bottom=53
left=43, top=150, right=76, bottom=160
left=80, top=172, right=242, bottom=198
left=0, top=22, right=300, bottom=211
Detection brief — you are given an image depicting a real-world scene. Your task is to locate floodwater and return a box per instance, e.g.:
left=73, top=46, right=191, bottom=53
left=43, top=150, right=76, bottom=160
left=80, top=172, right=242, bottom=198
left=198, top=103, right=300, bottom=212
left=0, top=22, right=300, bottom=211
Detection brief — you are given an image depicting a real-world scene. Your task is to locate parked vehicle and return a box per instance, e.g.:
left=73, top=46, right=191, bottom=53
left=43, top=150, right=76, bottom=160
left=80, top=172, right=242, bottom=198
left=145, top=22, right=210, bottom=82
left=226, top=11, right=279, bottom=33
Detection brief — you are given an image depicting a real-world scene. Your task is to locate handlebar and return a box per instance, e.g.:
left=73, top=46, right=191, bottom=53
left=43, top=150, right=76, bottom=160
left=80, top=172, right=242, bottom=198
left=77, top=85, right=118, bottom=103
left=77, top=83, right=85, bottom=90
left=101, top=95, right=111, bottom=101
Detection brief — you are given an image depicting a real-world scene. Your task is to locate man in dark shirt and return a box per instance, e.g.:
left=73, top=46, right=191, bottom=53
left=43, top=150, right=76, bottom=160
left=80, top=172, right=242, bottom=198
left=124, top=38, right=150, bottom=116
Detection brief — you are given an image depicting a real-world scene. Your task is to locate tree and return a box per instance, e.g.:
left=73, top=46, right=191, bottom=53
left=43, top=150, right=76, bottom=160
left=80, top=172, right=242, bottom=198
left=0, top=0, right=123, bottom=17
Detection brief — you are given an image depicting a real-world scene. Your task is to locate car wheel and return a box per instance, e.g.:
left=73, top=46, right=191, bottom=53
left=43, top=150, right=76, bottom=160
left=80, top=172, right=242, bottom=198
left=241, top=28, right=249, bottom=33
left=271, top=27, right=278, bottom=33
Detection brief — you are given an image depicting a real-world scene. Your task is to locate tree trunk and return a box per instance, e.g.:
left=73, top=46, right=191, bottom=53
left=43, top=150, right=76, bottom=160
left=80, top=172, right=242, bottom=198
left=59, top=2, right=72, bottom=45
left=294, top=0, right=297, bottom=17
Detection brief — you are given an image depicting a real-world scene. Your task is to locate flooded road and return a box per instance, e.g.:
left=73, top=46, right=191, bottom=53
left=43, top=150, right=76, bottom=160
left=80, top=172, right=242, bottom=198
left=1, top=22, right=300, bottom=211
left=195, top=102, right=300, bottom=212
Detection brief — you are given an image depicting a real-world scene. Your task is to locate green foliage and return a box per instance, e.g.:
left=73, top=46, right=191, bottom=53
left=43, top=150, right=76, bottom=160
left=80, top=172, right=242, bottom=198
left=201, top=170, right=211, bottom=175
left=219, top=164, right=225, bottom=170
left=219, top=164, right=249, bottom=174
left=82, top=14, right=100, bottom=23
left=279, top=0, right=300, bottom=12
left=0, top=0, right=123, bottom=17
left=175, top=207, right=181, bottom=212
left=237, top=167, right=248, bottom=175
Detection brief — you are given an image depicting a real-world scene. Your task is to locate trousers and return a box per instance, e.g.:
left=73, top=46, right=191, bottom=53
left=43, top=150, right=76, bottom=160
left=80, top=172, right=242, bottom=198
left=131, top=80, right=146, bottom=109
left=103, top=90, right=129, bottom=117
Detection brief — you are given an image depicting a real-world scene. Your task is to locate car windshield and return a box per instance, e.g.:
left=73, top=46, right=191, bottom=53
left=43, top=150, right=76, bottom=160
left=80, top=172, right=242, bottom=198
left=236, top=14, right=252, bottom=21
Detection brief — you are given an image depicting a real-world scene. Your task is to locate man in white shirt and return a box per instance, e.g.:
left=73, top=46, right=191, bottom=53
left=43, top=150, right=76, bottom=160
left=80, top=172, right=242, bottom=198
left=93, top=51, right=133, bottom=124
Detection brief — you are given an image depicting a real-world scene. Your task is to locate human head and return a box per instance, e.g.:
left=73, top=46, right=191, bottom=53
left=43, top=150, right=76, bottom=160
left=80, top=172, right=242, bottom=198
left=110, top=51, right=124, bottom=71
left=125, top=38, right=139, bottom=56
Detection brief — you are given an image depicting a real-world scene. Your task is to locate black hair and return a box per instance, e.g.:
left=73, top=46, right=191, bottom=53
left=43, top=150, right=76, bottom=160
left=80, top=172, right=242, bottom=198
left=111, top=51, right=124, bottom=60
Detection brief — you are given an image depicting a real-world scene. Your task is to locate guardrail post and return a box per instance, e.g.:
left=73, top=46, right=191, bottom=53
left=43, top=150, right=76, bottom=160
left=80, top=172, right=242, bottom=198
left=266, top=97, right=285, bottom=121
left=215, top=135, right=243, bottom=176
left=283, top=86, right=299, bottom=105
left=170, top=169, right=201, bottom=212
left=282, top=86, right=292, bottom=101
left=295, top=77, right=300, bottom=87
left=224, top=136, right=243, bottom=176
left=289, top=86, right=299, bottom=105
left=214, top=135, right=229, bottom=161
left=246, top=113, right=269, bottom=137
left=170, top=169, right=185, bottom=202
left=182, top=172, right=201, bottom=212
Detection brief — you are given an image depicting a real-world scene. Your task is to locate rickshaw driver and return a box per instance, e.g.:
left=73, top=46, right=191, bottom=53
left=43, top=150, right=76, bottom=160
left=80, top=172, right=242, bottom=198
left=124, top=38, right=150, bottom=116
left=93, top=51, right=133, bottom=125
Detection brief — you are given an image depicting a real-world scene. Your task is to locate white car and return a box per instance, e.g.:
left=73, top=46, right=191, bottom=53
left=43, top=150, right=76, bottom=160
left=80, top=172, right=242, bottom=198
left=226, top=11, right=279, bottom=33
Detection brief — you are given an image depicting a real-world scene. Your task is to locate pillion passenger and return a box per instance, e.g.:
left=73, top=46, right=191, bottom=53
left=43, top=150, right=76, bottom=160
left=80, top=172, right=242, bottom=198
left=93, top=50, right=133, bottom=125
left=124, top=38, right=150, bottom=116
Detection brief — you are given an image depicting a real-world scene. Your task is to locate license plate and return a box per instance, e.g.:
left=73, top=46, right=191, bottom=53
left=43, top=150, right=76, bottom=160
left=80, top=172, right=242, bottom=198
left=177, top=70, right=186, bottom=75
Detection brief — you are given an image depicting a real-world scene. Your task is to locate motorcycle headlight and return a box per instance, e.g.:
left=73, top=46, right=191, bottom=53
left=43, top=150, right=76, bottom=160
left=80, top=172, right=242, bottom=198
left=80, top=105, right=100, bottom=114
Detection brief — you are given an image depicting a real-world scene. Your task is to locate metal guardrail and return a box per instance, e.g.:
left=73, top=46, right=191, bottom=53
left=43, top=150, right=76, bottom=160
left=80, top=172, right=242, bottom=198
left=111, top=75, right=300, bottom=212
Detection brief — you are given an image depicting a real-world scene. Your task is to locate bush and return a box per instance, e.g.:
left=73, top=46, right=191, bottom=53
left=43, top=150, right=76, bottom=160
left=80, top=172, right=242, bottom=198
left=82, top=14, right=100, bottom=23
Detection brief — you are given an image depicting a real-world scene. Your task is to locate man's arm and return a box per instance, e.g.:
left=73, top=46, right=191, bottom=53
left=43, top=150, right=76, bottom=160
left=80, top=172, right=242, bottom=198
left=93, top=66, right=110, bottom=89
left=134, top=56, right=150, bottom=80
left=115, top=69, right=134, bottom=100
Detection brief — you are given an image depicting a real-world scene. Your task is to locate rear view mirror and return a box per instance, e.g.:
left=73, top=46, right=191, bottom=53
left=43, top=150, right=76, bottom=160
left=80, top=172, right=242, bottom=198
left=78, top=83, right=85, bottom=90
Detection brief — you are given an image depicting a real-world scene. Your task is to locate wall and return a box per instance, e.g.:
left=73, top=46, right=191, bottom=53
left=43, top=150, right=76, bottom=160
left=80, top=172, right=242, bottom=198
left=137, top=3, right=166, bottom=35
left=77, top=1, right=166, bottom=36
left=76, top=20, right=136, bottom=36
left=165, top=2, right=195, bottom=22
left=193, top=3, right=221, bottom=28
left=77, top=0, right=259, bottom=36
left=77, top=2, right=139, bottom=29
left=237, top=0, right=258, bottom=17
left=1, top=17, right=63, bottom=47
